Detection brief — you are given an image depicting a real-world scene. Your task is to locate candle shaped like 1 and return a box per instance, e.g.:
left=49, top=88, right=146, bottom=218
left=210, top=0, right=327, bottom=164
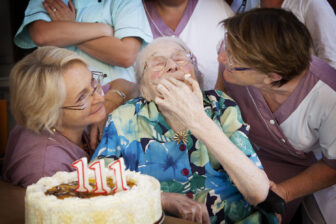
left=72, top=157, right=92, bottom=192
left=108, top=158, right=129, bottom=193
left=89, top=160, right=111, bottom=194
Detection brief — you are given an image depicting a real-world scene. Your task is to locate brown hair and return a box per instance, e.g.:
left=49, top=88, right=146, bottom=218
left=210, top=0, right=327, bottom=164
left=222, top=8, right=313, bottom=86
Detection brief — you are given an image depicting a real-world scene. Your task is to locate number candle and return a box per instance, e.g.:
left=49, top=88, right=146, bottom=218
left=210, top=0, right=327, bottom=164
left=108, top=158, right=129, bottom=193
left=89, top=160, right=111, bottom=194
left=72, top=157, right=92, bottom=192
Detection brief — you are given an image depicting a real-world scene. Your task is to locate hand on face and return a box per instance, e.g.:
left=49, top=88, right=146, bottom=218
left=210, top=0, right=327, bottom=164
left=161, top=192, right=210, bottom=224
left=155, top=74, right=204, bottom=128
left=43, top=0, right=76, bottom=22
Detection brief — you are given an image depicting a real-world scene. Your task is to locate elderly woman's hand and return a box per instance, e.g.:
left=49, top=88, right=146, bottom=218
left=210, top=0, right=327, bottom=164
left=161, top=192, right=210, bottom=224
left=43, top=0, right=76, bottom=22
left=155, top=76, right=204, bottom=128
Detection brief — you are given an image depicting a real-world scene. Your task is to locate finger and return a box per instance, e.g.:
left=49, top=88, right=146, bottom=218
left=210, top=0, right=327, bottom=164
left=55, top=0, right=67, bottom=9
left=45, top=0, right=57, bottom=9
left=159, top=78, right=176, bottom=90
left=154, top=96, right=165, bottom=107
left=182, top=208, right=194, bottom=222
left=202, top=204, right=211, bottom=224
left=194, top=204, right=203, bottom=224
left=185, top=76, right=201, bottom=93
left=156, top=83, right=170, bottom=97
left=68, top=0, right=75, bottom=12
left=43, top=2, right=53, bottom=15
left=191, top=206, right=196, bottom=222
left=167, top=76, right=184, bottom=87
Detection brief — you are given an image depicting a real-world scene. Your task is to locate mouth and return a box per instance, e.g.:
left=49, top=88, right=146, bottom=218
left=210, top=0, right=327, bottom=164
left=90, top=103, right=104, bottom=115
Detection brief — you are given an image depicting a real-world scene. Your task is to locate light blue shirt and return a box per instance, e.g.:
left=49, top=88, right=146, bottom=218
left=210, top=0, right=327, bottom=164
left=14, top=0, right=153, bottom=84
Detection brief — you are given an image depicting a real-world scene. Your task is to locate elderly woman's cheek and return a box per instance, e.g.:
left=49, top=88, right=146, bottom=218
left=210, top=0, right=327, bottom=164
left=184, top=63, right=195, bottom=75
left=150, top=71, right=162, bottom=81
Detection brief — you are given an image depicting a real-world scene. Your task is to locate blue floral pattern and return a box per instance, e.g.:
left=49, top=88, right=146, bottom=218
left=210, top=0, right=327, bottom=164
left=91, top=90, right=277, bottom=224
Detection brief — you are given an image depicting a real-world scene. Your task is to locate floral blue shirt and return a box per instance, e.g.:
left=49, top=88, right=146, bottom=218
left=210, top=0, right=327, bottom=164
left=92, top=90, right=276, bottom=224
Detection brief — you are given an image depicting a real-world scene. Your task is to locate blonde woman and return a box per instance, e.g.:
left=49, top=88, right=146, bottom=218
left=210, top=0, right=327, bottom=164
left=2, top=47, right=134, bottom=187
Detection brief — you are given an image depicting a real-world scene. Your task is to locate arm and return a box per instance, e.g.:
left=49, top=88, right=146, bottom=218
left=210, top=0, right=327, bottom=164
left=77, top=36, right=142, bottom=68
left=271, top=160, right=336, bottom=203
left=155, top=77, right=269, bottom=205
left=29, top=20, right=113, bottom=47
left=29, top=0, right=113, bottom=47
left=104, top=79, right=138, bottom=115
left=89, top=79, right=138, bottom=149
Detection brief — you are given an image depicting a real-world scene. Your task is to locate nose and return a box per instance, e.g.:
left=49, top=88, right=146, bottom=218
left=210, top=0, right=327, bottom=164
left=165, top=58, right=179, bottom=73
left=92, top=85, right=104, bottom=104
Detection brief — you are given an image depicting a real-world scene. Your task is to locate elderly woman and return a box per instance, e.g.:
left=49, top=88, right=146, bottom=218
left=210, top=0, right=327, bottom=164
left=2, top=46, right=135, bottom=188
left=215, top=8, right=336, bottom=224
left=91, top=37, right=276, bottom=223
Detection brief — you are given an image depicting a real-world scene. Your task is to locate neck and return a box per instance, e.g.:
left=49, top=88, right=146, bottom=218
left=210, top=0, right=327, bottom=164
left=260, top=69, right=307, bottom=112
left=155, top=0, right=189, bottom=31
left=57, top=127, right=85, bottom=147
left=260, top=0, right=284, bottom=8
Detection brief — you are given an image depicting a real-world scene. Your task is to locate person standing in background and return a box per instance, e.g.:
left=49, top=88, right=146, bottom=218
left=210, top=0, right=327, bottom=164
left=142, top=0, right=234, bottom=90
left=14, top=0, right=153, bottom=84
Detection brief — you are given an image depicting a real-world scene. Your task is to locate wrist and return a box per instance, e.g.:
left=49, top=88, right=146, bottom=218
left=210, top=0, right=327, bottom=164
left=187, top=111, right=210, bottom=132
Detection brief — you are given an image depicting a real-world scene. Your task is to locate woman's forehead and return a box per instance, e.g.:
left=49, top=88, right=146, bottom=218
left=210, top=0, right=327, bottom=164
left=146, top=42, right=184, bottom=58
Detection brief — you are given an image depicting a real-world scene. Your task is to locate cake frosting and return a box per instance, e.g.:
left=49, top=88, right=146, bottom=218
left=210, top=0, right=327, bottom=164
left=25, top=169, right=163, bottom=224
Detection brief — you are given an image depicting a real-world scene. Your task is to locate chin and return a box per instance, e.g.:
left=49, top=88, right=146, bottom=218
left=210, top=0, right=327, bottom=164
left=90, top=104, right=106, bottom=122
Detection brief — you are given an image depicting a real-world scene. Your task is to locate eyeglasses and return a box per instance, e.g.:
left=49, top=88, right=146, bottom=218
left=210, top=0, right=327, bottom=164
left=61, top=71, right=106, bottom=111
left=144, top=50, right=193, bottom=72
left=217, top=33, right=252, bottom=72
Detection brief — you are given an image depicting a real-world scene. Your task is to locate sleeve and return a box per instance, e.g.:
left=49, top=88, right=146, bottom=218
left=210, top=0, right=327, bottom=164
left=90, top=102, right=141, bottom=170
left=215, top=90, right=263, bottom=169
left=319, top=103, right=336, bottom=170
left=111, top=0, right=153, bottom=44
left=304, top=0, right=336, bottom=69
left=14, top=0, right=62, bottom=49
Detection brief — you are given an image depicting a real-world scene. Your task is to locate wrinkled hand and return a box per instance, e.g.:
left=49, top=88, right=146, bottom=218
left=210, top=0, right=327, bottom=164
left=155, top=76, right=204, bottom=128
left=161, top=192, right=210, bottom=224
left=43, top=0, right=76, bottom=22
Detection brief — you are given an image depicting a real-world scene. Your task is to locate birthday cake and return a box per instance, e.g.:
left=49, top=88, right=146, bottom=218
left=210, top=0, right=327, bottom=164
left=25, top=165, right=163, bottom=224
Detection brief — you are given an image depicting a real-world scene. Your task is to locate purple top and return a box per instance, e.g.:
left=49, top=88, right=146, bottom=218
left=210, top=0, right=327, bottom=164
left=222, top=56, right=336, bottom=181
left=222, top=56, right=336, bottom=222
left=2, top=125, right=91, bottom=187
left=143, top=0, right=198, bottom=38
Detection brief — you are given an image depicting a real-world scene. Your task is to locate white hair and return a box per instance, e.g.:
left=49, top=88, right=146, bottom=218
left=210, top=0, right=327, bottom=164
left=134, top=36, right=203, bottom=88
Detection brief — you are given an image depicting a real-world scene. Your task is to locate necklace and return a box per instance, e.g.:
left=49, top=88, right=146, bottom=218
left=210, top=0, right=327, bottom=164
left=173, top=130, right=189, bottom=144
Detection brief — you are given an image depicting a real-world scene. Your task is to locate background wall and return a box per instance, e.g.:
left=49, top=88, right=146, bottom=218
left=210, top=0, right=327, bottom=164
left=0, top=0, right=31, bottom=159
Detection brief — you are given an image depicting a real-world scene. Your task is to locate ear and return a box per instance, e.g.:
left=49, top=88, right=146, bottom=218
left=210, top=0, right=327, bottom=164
left=140, top=84, right=152, bottom=101
left=217, top=51, right=225, bottom=64
left=264, top=72, right=282, bottom=85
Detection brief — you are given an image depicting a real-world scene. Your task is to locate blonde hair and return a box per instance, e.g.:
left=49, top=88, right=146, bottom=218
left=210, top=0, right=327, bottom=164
left=134, top=36, right=203, bottom=89
left=10, top=46, right=87, bottom=133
